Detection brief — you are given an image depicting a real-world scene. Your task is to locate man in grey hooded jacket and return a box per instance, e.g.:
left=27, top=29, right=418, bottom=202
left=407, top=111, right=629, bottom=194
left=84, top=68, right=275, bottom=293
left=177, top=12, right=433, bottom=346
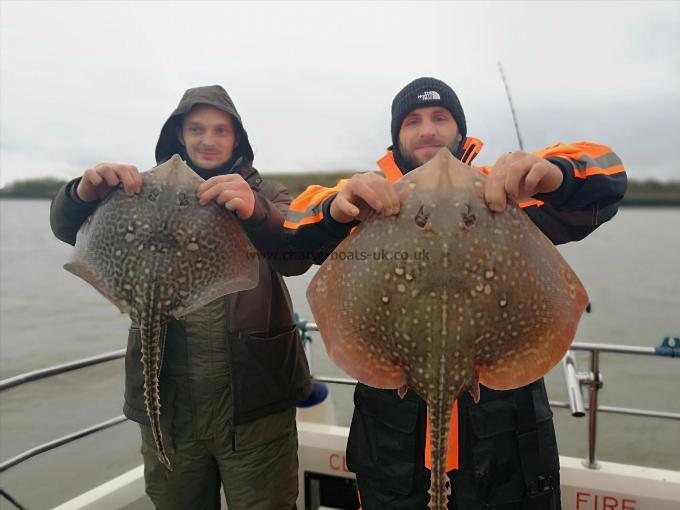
left=50, top=85, right=312, bottom=509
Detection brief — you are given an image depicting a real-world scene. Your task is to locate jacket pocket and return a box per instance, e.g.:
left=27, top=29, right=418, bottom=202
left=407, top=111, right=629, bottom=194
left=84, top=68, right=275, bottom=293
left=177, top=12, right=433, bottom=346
left=231, top=324, right=308, bottom=422
left=346, top=384, right=421, bottom=495
left=467, top=395, right=525, bottom=506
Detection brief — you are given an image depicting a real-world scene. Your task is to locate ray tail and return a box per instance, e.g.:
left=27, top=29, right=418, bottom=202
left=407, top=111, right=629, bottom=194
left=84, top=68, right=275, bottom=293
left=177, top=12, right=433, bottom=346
left=140, top=316, right=172, bottom=470
left=427, top=397, right=453, bottom=510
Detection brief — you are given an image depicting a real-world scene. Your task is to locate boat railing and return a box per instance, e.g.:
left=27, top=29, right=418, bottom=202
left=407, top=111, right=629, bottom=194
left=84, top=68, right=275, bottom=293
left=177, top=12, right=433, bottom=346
left=0, top=323, right=678, bottom=489
left=0, top=350, right=128, bottom=475
left=296, top=320, right=680, bottom=470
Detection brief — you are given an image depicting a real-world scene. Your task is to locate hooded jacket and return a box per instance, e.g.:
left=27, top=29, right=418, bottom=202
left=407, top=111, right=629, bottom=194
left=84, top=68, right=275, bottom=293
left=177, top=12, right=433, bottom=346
left=50, top=85, right=312, bottom=428
left=155, top=84, right=254, bottom=168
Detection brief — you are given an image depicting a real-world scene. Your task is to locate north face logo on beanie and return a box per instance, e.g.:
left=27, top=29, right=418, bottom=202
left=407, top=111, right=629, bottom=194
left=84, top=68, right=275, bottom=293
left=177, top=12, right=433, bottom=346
left=417, top=91, right=441, bottom=101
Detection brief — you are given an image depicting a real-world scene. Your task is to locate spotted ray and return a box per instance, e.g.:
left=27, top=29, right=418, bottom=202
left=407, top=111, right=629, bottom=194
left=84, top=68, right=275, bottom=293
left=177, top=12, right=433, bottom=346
left=64, top=154, right=259, bottom=470
left=307, top=148, right=588, bottom=509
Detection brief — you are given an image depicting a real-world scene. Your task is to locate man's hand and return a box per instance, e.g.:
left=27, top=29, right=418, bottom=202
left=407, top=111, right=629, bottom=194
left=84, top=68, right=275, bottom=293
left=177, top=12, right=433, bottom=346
left=196, top=174, right=256, bottom=220
left=76, top=163, right=142, bottom=202
left=484, top=151, right=564, bottom=212
left=329, top=173, right=400, bottom=223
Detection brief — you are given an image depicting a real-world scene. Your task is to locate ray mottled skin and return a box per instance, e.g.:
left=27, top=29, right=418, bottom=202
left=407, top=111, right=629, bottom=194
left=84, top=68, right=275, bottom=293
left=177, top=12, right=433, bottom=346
left=64, top=155, right=259, bottom=470
left=308, top=148, right=588, bottom=510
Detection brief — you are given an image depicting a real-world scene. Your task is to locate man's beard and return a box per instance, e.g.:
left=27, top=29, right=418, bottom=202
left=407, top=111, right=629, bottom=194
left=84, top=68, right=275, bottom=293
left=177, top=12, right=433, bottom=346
left=397, top=138, right=461, bottom=172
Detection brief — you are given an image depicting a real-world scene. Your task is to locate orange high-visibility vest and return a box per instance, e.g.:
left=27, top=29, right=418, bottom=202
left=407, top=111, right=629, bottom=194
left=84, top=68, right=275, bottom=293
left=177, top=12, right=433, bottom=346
left=425, top=401, right=459, bottom=471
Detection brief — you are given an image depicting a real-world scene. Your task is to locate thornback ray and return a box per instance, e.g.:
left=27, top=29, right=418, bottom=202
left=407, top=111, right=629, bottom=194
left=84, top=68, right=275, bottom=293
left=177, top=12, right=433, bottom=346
left=306, top=148, right=588, bottom=510
left=64, top=154, right=259, bottom=470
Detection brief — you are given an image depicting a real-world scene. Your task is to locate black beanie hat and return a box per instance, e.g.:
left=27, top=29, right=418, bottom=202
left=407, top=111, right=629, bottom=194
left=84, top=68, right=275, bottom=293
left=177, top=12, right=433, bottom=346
left=390, top=77, right=467, bottom=151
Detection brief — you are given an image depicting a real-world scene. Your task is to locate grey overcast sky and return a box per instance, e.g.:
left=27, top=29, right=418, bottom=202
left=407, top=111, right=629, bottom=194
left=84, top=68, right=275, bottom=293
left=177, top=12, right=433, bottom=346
left=1, top=1, right=679, bottom=187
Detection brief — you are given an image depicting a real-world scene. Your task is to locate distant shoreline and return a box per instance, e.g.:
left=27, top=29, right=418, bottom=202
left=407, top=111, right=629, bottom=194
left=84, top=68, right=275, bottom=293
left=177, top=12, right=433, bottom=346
left=1, top=196, right=678, bottom=208
left=619, top=200, right=680, bottom=207
left=1, top=175, right=679, bottom=207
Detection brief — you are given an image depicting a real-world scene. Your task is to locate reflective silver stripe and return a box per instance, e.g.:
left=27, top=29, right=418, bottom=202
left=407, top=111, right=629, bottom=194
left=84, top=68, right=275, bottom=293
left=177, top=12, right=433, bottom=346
left=572, top=152, right=622, bottom=172
left=286, top=209, right=309, bottom=224
left=286, top=202, right=324, bottom=224
left=592, top=152, right=622, bottom=169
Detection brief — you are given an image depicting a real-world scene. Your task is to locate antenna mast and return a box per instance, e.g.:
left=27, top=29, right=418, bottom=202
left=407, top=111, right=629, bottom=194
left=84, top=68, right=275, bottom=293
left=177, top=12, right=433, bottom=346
left=497, top=61, right=524, bottom=151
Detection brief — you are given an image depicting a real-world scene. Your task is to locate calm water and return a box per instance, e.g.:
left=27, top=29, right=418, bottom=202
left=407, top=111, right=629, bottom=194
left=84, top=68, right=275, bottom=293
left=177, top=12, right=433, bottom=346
left=1, top=200, right=678, bottom=508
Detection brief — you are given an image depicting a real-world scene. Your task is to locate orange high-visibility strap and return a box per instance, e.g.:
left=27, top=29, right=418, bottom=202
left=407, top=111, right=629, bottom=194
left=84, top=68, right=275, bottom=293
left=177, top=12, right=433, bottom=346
left=288, top=182, right=349, bottom=214
left=533, top=142, right=625, bottom=180
left=424, top=400, right=459, bottom=472
left=282, top=212, right=326, bottom=230
left=283, top=181, right=350, bottom=230
left=460, top=137, right=483, bottom=165
left=572, top=165, right=624, bottom=179
left=535, top=141, right=612, bottom=159
left=476, top=141, right=623, bottom=183
left=377, top=151, right=403, bottom=183
left=518, top=199, right=545, bottom=208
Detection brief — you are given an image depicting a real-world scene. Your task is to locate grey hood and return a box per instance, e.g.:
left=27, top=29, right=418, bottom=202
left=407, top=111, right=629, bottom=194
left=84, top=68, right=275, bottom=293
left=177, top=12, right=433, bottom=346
left=154, top=85, right=254, bottom=165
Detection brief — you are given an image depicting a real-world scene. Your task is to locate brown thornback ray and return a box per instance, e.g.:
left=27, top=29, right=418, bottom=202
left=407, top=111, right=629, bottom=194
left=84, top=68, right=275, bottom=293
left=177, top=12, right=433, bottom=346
left=64, top=154, right=259, bottom=470
left=307, top=148, right=588, bottom=510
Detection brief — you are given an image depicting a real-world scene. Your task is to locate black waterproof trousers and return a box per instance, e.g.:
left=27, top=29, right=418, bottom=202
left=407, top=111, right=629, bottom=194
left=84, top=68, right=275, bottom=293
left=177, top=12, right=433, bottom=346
left=347, top=380, right=561, bottom=510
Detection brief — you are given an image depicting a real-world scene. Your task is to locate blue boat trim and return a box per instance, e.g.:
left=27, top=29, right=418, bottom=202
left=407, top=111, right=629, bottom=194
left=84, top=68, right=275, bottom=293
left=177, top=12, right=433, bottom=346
left=655, top=337, right=679, bottom=358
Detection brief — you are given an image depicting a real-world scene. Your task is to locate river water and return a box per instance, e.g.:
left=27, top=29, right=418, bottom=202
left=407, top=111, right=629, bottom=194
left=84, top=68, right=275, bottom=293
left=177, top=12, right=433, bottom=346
left=0, top=200, right=678, bottom=508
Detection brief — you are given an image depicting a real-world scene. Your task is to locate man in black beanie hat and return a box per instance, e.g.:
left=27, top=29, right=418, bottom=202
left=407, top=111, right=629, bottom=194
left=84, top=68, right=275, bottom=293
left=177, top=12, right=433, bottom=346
left=284, top=76, right=626, bottom=509
left=390, top=77, right=468, bottom=170
left=50, top=85, right=312, bottom=509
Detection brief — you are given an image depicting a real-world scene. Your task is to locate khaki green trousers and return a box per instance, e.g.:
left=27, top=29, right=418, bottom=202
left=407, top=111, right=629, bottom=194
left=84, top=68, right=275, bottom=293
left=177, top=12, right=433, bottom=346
left=140, top=407, right=298, bottom=510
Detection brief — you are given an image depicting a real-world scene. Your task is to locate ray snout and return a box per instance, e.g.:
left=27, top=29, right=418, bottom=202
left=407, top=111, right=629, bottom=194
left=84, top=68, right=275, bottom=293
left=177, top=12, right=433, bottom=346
left=411, top=148, right=476, bottom=194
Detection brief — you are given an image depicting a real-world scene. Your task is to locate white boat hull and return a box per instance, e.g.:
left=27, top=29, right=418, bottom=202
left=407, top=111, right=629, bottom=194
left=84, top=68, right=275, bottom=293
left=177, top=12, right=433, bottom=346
left=53, top=417, right=680, bottom=510
left=297, top=421, right=680, bottom=510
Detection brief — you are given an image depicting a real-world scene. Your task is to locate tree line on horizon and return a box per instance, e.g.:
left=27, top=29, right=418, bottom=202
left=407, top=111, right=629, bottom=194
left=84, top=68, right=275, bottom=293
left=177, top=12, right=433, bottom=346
left=1, top=174, right=679, bottom=205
